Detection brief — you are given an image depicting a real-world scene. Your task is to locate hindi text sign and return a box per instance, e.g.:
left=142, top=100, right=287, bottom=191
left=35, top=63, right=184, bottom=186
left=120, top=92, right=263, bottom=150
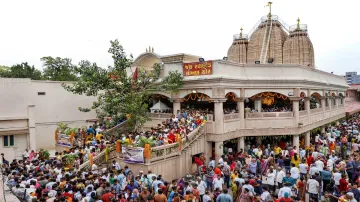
left=183, top=61, right=212, bottom=76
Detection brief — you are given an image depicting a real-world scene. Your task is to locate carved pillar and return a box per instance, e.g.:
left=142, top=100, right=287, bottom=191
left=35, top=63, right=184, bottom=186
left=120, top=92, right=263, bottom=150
left=256, top=137, right=262, bottom=145
left=305, top=97, right=311, bottom=123
left=292, top=135, right=300, bottom=153
left=305, top=131, right=310, bottom=147
left=321, top=96, right=326, bottom=112
left=254, top=98, right=262, bottom=112
left=237, top=137, right=245, bottom=151
left=290, top=97, right=300, bottom=126
left=205, top=141, right=213, bottom=164
left=28, top=105, right=37, bottom=151
left=171, top=98, right=182, bottom=116
left=214, top=99, right=226, bottom=134
left=237, top=98, right=245, bottom=129
left=215, top=141, right=223, bottom=165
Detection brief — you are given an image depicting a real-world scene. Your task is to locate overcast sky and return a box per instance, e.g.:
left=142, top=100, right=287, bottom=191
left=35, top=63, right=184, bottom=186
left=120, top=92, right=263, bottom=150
left=1, top=0, right=359, bottom=75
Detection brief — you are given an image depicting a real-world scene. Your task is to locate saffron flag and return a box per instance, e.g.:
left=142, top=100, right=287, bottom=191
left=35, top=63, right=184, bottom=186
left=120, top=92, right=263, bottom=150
left=132, top=67, right=138, bottom=88
left=264, top=2, right=270, bottom=7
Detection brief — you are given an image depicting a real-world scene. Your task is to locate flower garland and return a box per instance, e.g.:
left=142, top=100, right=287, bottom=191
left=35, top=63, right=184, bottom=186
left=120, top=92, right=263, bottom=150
left=183, top=93, right=212, bottom=103
left=225, top=92, right=237, bottom=102
left=250, top=92, right=288, bottom=100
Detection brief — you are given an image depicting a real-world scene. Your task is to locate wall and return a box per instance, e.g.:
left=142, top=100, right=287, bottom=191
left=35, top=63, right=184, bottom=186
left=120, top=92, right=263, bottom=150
left=0, top=134, right=28, bottom=161
left=30, top=81, right=97, bottom=149
left=0, top=78, right=32, bottom=119
left=0, top=78, right=97, bottom=152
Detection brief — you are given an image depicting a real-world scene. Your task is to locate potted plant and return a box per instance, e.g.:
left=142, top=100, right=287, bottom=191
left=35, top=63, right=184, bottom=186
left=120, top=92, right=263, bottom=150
left=39, top=149, right=50, bottom=160
left=57, top=122, right=69, bottom=134
left=63, top=154, right=77, bottom=168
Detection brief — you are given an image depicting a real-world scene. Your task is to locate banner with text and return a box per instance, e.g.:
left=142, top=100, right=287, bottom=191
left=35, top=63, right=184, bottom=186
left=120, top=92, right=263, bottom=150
left=183, top=61, right=212, bottom=76
left=122, top=147, right=144, bottom=164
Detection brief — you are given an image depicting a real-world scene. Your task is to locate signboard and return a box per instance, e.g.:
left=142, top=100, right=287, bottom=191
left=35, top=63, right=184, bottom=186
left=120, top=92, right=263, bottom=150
left=183, top=61, right=212, bottom=76
left=122, top=147, right=144, bottom=164
left=57, top=134, right=71, bottom=147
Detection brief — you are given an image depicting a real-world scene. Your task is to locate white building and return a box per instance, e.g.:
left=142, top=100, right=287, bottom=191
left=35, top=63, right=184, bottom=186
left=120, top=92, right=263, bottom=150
left=0, top=78, right=96, bottom=160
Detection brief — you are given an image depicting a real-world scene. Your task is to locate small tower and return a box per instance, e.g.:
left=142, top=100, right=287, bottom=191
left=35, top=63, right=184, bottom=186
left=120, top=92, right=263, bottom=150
left=283, top=17, right=315, bottom=68
left=227, top=27, right=249, bottom=63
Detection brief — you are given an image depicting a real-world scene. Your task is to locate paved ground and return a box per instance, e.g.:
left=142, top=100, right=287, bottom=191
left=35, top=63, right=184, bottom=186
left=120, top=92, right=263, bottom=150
left=0, top=171, right=20, bottom=202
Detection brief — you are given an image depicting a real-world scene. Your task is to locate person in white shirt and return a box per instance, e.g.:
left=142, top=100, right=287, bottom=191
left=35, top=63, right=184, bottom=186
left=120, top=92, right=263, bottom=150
left=112, top=160, right=121, bottom=170
left=327, top=158, right=334, bottom=170
left=290, top=163, right=299, bottom=180
left=299, top=162, right=308, bottom=179
left=260, top=187, right=271, bottom=202
left=202, top=191, right=212, bottom=202
left=23, top=149, right=30, bottom=160
left=275, top=166, right=285, bottom=188
left=278, top=183, right=292, bottom=198
left=213, top=175, right=224, bottom=191
left=309, top=164, right=319, bottom=176
left=218, top=156, right=224, bottom=166
left=315, top=158, right=324, bottom=171
left=91, top=163, right=98, bottom=174
left=266, top=170, right=276, bottom=193
left=333, top=170, right=342, bottom=186
left=306, top=177, right=320, bottom=198
left=196, top=177, right=207, bottom=198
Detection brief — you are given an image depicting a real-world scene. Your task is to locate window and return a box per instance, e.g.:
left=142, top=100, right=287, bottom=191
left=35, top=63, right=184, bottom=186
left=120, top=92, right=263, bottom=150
left=3, top=135, right=14, bottom=147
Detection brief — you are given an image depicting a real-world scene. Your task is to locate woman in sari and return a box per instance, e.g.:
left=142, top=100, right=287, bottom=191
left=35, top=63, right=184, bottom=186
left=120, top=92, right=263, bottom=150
left=233, top=181, right=242, bottom=202
left=28, top=150, right=36, bottom=162
left=260, top=156, right=273, bottom=176
left=236, top=188, right=252, bottom=202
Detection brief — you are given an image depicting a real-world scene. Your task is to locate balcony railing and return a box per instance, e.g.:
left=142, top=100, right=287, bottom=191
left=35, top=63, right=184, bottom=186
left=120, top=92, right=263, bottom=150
left=148, top=113, right=172, bottom=119
left=299, top=110, right=308, bottom=117
left=310, top=108, right=323, bottom=114
left=246, top=112, right=293, bottom=118
left=224, top=113, right=240, bottom=121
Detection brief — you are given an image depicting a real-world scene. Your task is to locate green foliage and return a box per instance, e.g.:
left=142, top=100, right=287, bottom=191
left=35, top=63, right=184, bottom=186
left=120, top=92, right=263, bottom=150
left=63, top=154, right=77, bottom=165
left=0, top=62, right=42, bottom=80
left=41, top=56, right=78, bottom=81
left=57, top=122, right=69, bottom=134
left=39, top=149, right=50, bottom=160
left=63, top=39, right=184, bottom=131
left=137, top=136, right=156, bottom=147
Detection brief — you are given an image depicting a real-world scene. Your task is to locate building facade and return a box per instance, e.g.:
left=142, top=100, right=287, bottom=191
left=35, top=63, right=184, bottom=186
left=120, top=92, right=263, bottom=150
left=0, top=78, right=96, bottom=160
left=346, top=72, right=360, bottom=84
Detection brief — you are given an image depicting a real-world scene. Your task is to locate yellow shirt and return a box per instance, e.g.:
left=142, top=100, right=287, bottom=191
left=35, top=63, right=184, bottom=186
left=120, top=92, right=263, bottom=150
left=95, top=133, right=103, bottom=141
left=291, top=156, right=301, bottom=167
left=231, top=173, right=238, bottom=183
left=274, top=147, right=282, bottom=155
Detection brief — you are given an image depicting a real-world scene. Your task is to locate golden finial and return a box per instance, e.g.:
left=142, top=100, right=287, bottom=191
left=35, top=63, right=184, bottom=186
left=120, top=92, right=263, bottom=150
left=240, top=27, right=243, bottom=38
left=297, top=17, right=300, bottom=29
left=265, top=2, right=273, bottom=19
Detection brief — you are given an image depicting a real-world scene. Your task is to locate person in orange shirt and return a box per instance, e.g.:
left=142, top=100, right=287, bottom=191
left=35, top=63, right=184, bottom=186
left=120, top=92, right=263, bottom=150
left=214, top=165, right=222, bottom=175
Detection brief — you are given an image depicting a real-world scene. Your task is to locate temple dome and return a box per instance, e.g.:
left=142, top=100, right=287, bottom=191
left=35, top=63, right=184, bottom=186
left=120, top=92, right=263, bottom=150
left=247, top=15, right=288, bottom=64
left=283, top=24, right=315, bottom=68
left=227, top=31, right=248, bottom=63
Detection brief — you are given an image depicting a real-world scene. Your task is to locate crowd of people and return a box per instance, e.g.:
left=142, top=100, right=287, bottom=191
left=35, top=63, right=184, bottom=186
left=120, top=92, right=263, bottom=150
left=1, top=112, right=360, bottom=202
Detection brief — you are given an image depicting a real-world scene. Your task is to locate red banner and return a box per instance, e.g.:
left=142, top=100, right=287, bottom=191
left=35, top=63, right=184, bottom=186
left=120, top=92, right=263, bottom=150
left=183, top=61, right=212, bottom=76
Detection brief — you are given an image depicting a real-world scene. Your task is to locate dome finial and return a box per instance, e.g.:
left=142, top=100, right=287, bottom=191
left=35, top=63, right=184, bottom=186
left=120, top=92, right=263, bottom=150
left=240, top=27, right=243, bottom=38
left=297, top=17, right=300, bottom=29
left=265, top=2, right=273, bottom=19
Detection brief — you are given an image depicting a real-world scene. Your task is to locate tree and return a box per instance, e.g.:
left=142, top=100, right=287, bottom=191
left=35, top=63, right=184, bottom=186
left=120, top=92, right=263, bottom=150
left=63, top=39, right=184, bottom=131
left=0, top=63, right=42, bottom=80
left=41, top=57, right=78, bottom=81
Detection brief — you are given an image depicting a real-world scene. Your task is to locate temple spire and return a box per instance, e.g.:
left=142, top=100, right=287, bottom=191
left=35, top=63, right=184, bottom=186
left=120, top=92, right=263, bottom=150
left=297, top=17, right=300, bottom=29
left=265, top=2, right=273, bottom=19
left=240, top=27, right=243, bottom=38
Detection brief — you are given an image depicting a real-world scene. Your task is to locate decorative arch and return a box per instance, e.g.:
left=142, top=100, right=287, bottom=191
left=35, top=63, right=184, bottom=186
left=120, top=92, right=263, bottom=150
left=132, top=52, right=162, bottom=71
left=225, top=92, right=238, bottom=102
left=300, top=92, right=306, bottom=98
left=250, top=92, right=289, bottom=100
left=311, top=92, right=321, bottom=100
left=182, top=92, right=212, bottom=102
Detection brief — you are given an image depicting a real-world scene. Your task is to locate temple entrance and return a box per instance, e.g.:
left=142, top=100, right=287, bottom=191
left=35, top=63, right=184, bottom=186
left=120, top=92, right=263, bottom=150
left=147, top=94, right=172, bottom=113
left=249, top=92, right=291, bottom=112
left=244, top=136, right=292, bottom=150
left=310, top=92, right=321, bottom=109
left=181, top=92, right=214, bottom=112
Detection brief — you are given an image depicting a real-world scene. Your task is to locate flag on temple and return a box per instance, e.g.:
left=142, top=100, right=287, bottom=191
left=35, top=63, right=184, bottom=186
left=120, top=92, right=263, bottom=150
left=132, top=67, right=138, bottom=88
left=264, top=2, right=270, bottom=7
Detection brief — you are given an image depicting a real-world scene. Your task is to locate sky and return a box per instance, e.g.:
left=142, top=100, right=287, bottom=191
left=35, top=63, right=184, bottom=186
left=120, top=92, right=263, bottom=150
left=1, top=0, right=359, bottom=75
